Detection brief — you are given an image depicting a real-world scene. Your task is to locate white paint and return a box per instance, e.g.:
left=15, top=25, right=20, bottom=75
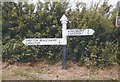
left=60, top=14, right=68, bottom=40
left=22, top=14, right=95, bottom=45
left=116, top=16, right=120, bottom=27
left=22, top=38, right=67, bottom=45
left=66, top=29, right=95, bottom=36
left=60, top=15, right=68, bottom=22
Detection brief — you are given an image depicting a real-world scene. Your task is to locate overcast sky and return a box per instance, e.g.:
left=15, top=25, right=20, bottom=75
left=29, top=0, right=119, bottom=12
left=69, top=0, right=119, bottom=9
left=30, top=0, right=119, bottom=6
left=80, top=0, right=118, bottom=5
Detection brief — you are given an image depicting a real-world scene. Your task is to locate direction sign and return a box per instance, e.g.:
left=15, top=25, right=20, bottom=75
left=66, top=29, right=95, bottom=36
left=116, top=16, right=120, bottom=27
left=22, top=38, right=67, bottom=45
left=22, top=14, right=95, bottom=70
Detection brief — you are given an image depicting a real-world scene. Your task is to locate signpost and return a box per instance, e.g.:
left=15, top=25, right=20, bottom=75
left=116, top=1, right=120, bottom=27
left=22, top=38, right=67, bottom=45
left=60, top=14, right=68, bottom=70
left=22, top=14, right=95, bottom=70
left=116, top=16, right=120, bottom=27
left=66, top=29, right=95, bottom=36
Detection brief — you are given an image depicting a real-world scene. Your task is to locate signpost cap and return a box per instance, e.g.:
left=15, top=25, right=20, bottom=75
left=60, top=14, right=68, bottom=22
left=22, top=40, right=25, bottom=45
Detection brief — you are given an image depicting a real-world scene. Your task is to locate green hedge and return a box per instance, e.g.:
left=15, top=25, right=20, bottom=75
left=2, top=2, right=119, bottom=67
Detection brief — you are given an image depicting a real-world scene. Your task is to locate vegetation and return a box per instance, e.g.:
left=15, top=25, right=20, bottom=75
left=2, top=1, right=119, bottom=68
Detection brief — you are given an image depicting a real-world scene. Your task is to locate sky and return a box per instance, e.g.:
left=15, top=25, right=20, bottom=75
left=29, top=0, right=119, bottom=12
left=29, top=0, right=119, bottom=6
left=79, top=0, right=118, bottom=5
left=69, top=0, right=119, bottom=9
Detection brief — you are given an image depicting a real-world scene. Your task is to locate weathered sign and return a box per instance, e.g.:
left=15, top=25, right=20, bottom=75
left=116, top=16, right=120, bottom=27
left=22, top=38, right=67, bottom=45
left=66, top=29, right=95, bottom=36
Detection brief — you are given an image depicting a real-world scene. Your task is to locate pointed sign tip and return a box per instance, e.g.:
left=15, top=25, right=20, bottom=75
left=92, top=29, right=95, bottom=34
left=22, top=40, right=25, bottom=45
left=60, top=14, right=68, bottom=22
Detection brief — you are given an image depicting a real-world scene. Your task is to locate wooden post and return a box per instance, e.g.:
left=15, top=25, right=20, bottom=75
left=62, top=45, right=67, bottom=70
left=60, top=14, right=68, bottom=70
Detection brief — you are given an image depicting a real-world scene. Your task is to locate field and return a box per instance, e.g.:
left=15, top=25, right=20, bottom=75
left=2, top=61, right=118, bottom=80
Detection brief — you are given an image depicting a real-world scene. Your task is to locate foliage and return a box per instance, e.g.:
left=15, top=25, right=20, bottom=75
left=2, top=1, right=119, bottom=67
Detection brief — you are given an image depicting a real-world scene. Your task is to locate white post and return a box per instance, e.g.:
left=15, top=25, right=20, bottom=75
left=60, top=14, right=68, bottom=44
left=60, top=14, right=68, bottom=70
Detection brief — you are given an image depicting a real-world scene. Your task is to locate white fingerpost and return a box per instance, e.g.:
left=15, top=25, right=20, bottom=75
left=22, top=14, right=95, bottom=70
left=60, top=14, right=68, bottom=39
left=60, top=14, right=68, bottom=70
left=66, top=29, right=95, bottom=36
left=116, top=16, right=120, bottom=27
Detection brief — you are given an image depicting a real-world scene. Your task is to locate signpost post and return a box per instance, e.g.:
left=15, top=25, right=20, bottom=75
left=22, top=14, right=95, bottom=70
left=60, top=15, right=68, bottom=70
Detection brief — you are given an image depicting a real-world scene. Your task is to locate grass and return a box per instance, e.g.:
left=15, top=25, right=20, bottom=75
left=2, top=62, right=118, bottom=80
left=89, top=75, right=98, bottom=80
left=13, top=70, right=27, bottom=76
left=25, top=67, right=32, bottom=72
left=13, top=69, right=40, bottom=80
left=30, top=76, right=40, bottom=80
left=71, top=76, right=79, bottom=80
